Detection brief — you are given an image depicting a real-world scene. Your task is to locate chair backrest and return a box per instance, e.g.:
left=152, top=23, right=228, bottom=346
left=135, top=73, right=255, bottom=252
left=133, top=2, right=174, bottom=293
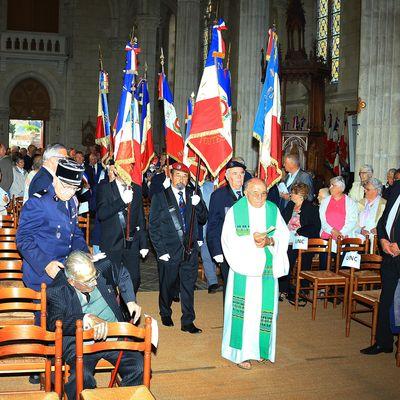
left=75, top=317, right=152, bottom=398
left=78, top=214, right=90, bottom=244
left=336, top=237, right=369, bottom=272
left=0, top=320, right=63, bottom=396
left=0, top=228, right=17, bottom=240
left=0, top=242, right=22, bottom=261
left=298, top=238, right=332, bottom=271
left=0, top=259, right=23, bottom=280
left=360, top=254, right=383, bottom=270
left=0, top=215, right=16, bottom=229
left=0, top=282, right=47, bottom=328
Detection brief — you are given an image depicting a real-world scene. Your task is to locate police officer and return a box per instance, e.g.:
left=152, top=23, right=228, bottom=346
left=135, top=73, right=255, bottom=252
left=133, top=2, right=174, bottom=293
left=17, top=158, right=88, bottom=291
left=207, top=160, right=246, bottom=296
left=149, top=162, right=207, bottom=333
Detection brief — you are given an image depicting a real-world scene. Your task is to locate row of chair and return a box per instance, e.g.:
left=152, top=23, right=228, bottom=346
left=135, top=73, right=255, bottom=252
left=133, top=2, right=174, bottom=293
left=291, top=236, right=400, bottom=367
left=0, top=315, right=153, bottom=398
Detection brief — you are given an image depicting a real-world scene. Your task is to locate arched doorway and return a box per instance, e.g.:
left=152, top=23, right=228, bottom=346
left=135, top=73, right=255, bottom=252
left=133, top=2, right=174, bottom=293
left=9, top=78, right=50, bottom=149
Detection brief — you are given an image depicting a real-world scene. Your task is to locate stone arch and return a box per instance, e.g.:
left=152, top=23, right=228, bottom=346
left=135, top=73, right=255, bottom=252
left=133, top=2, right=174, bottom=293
left=9, top=78, right=50, bottom=120
left=1, top=71, right=60, bottom=112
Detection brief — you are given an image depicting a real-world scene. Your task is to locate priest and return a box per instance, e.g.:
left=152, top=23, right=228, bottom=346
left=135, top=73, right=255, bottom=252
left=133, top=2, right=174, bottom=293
left=221, top=178, right=289, bottom=369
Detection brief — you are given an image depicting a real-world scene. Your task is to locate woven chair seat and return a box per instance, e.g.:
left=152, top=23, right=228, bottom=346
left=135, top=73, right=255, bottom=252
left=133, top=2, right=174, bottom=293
left=81, top=385, right=155, bottom=400
left=0, top=280, right=24, bottom=288
left=0, top=356, right=47, bottom=373
left=0, top=391, right=59, bottom=399
left=353, top=289, right=381, bottom=303
left=300, top=270, right=346, bottom=282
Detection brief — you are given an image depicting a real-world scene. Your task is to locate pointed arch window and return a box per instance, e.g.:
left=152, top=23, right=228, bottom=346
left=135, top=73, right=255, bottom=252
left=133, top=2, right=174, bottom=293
left=316, top=0, right=341, bottom=83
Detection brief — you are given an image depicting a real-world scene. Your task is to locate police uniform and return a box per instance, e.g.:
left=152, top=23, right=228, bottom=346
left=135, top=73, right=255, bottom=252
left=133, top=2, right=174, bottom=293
left=16, top=160, right=88, bottom=291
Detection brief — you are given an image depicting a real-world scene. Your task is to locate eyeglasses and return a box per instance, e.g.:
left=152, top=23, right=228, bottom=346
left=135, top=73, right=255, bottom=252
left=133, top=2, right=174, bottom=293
left=73, top=270, right=100, bottom=288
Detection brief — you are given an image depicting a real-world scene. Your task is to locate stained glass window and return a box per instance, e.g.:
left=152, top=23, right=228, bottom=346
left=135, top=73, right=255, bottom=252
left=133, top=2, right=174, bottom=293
left=316, top=0, right=341, bottom=83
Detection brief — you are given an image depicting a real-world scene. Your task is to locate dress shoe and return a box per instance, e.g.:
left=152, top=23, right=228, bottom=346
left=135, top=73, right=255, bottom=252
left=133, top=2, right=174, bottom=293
left=172, top=296, right=180, bottom=303
left=161, top=316, right=174, bottom=327
left=360, top=343, right=393, bottom=355
left=181, top=323, right=202, bottom=334
left=208, top=284, right=222, bottom=294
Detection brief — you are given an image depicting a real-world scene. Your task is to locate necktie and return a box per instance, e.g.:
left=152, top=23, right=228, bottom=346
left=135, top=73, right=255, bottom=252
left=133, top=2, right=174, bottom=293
left=178, top=191, right=186, bottom=233
left=83, top=292, right=90, bottom=303
left=236, top=191, right=242, bottom=199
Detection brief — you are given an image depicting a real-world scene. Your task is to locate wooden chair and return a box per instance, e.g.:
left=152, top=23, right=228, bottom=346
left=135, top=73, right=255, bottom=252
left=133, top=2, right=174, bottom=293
left=75, top=317, right=152, bottom=400
left=0, top=241, right=22, bottom=261
left=335, top=237, right=370, bottom=307
left=295, top=238, right=349, bottom=320
left=0, top=321, right=63, bottom=397
left=13, top=196, right=24, bottom=222
left=0, top=259, right=23, bottom=281
left=0, top=215, right=17, bottom=229
left=0, top=282, right=47, bottom=328
left=78, top=213, right=90, bottom=245
left=346, top=254, right=382, bottom=345
left=0, top=227, right=17, bottom=242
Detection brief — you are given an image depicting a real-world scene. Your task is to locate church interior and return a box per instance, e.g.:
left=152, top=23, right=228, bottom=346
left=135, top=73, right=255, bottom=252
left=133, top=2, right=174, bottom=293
left=0, top=0, right=399, bottom=399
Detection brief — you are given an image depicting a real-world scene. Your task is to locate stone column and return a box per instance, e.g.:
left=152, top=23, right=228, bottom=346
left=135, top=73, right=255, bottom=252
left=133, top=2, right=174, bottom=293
left=134, top=4, right=161, bottom=150
left=355, top=0, right=400, bottom=181
left=234, top=0, right=269, bottom=171
left=174, top=0, right=201, bottom=129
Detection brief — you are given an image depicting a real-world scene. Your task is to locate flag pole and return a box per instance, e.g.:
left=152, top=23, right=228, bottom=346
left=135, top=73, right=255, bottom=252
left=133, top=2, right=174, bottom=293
left=160, top=47, right=170, bottom=178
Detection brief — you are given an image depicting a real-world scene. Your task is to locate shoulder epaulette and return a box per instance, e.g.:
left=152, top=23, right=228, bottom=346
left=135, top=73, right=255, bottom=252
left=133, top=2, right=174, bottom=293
left=33, top=189, right=48, bottom=198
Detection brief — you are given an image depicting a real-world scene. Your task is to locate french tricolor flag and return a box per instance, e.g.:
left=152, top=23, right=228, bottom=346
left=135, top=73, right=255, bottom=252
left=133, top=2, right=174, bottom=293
left=114, top=39, right=141, bottom=185
left=138, top=79, right=155, bottom=173
left=158, top=72, right=184, bottom=163
left=188, top=19, right=232, bottom=177
left=253, top=28, right=282, bottom=188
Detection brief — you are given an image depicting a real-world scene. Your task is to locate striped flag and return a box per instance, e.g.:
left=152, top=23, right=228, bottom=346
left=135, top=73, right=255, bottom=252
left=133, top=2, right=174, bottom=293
left=95, top=69, right=111, bottom=166
left=187, top=19, right=232, bottom=177
left=113, top=39, right=141, bottom=185
left=183, top=93, right=207, bottom=184
left=158, top=72, right=184, bottom=163
left=138, top=79, right=155, bottom=173
left=253, top=28, right=282, bottom=188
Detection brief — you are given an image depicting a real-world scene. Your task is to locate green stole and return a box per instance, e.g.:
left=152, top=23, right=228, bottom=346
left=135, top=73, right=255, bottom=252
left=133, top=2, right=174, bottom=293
left=230, top=197, right=277, bottom=359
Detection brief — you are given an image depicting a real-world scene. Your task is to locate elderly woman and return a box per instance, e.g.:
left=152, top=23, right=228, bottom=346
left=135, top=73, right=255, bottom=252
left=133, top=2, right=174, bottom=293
left=9, top=155, right=27, bottom=198
left=357, top=178, right=386, bottom=239
left=317, top=187, right=330, bottom=205
left=279, top=183, right=321, bottom=300
left=349, top=164, right=373, bottom=202
left=320, top=176, right=358, bottom=243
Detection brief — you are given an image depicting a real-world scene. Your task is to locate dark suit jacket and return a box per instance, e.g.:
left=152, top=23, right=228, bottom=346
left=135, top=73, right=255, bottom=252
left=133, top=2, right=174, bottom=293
left=377, top=181, right=400, bottom=245
left=282, top=200, right=321, bottom=238
left=47, top=258, right=135, bottom=359
left=206, top=185, right=240, bottom=258
left=28, top=166, right=53, bottom=197
left=96, top=180, right=147, bottom=252
left=85, top=163, right=103, bottom=188
left=149, top=186, right=207, bottom=262
left=283, top=169, right=314, bottom=201
left=149, top=172, right=166, bottom=199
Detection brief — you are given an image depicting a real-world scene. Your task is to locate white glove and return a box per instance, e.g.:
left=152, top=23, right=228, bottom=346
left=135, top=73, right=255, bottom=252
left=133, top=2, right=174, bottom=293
left=191, top=194, right=201, bottom=206
left=214, top=254, right=224, bottom=263
left=140, top=249, right=149, bottom=258
left=121, top=188, right=133, bottom=204
left=159, top=253, right=170, bottom=261
left=163, top=177, right=171, bottom=189
left=91, top=252, right=106, bottom=262
left=197, top=241, right=203, bottom=247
